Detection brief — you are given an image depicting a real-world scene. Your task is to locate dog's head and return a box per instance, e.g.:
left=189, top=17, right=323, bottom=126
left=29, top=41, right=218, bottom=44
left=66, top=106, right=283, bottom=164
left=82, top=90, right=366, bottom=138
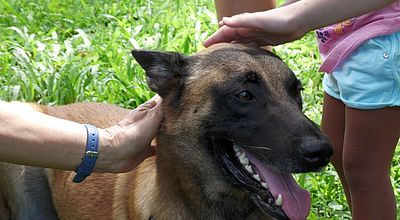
left=132, top=44, right=333, bottom=220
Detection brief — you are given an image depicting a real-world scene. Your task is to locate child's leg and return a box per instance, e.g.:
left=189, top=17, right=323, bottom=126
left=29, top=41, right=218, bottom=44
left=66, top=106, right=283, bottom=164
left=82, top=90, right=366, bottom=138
left=321, top=93, right=353, bottom=208
left=343, top=107, right=400, bottom=220
left=214, top=0, right=275, bottom=20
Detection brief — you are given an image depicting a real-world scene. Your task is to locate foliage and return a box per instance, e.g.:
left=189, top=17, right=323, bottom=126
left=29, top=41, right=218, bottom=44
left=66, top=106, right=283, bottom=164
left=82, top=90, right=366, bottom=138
left=0, top=0, right=216, bottom=106
left=1, top=0, right=399, bottom=219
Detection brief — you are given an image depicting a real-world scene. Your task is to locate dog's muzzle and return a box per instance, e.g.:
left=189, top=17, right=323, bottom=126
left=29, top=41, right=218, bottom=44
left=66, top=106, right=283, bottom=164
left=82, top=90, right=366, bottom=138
left=212, top=138, right=311, bottom=220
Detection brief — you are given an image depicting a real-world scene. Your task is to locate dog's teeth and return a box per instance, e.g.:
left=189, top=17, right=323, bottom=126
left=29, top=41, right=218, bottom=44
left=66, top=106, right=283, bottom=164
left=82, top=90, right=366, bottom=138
left=261, top=182, right=268, bottom=189
left=239, top=157, right=249, bottom=165
left=245, top=165, right=253, bottom=174
left=253, top=174, right=261, bottom=182
left=235, top=152, right=241, bottom=158
left=233, top=144, right=240, bottom=153
left=238, top=153, right=249, bottom=165
left=275, top=194, right=283, bottom=206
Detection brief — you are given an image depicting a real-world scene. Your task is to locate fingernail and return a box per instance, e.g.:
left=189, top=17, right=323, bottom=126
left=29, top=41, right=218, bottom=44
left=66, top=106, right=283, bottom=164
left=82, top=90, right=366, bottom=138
left=141, top=101, right=156, bottom=109
left=223, top=16, right=232, bottom=21
left=149, top=95, right=161, bottom=102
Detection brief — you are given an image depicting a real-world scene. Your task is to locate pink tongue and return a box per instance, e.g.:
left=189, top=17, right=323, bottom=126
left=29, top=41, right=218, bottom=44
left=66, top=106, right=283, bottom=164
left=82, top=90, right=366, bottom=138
left=245, top=151, right=310, bottom=220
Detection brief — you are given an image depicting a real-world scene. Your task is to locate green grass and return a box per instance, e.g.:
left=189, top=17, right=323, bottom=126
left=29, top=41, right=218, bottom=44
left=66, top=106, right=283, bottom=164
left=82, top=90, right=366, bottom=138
left=0, top=0, right=216, bottom=106
left=1, top=0, right=399, bottom=219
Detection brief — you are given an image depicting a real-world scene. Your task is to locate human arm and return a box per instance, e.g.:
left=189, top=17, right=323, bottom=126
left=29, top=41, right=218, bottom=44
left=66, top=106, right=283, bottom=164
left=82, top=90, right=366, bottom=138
left=0, top=96, right=162, bottom=173
left=204, top=0, right=398, bottom=47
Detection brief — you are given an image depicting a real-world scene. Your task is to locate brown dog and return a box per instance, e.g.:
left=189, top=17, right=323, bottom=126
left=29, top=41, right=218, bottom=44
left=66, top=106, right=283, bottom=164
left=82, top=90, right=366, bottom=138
left=0, top=43, right=332, bottom=220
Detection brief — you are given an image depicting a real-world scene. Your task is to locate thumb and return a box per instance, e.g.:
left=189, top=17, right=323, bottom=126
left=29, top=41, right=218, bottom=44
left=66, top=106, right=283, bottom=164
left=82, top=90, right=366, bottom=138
left=136, top=95, right=162, bottom=112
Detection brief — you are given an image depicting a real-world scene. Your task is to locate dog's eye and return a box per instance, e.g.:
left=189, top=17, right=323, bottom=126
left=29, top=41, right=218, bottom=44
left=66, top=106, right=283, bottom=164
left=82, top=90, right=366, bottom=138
left=235, top=91, right=253, bottom=101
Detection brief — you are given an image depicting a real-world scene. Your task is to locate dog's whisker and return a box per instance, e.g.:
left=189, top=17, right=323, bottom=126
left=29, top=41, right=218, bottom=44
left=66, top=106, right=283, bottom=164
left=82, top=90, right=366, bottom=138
left=245, top=145, right=272, bottom=151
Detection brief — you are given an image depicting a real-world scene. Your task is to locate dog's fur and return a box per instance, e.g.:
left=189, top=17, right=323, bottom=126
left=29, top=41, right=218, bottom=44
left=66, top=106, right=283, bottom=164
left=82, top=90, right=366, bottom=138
left=0, top=43, right=332, bottom=220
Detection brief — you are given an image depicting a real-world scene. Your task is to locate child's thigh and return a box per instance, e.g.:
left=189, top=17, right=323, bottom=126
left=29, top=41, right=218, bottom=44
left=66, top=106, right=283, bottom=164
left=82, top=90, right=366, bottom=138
left=341, top=107, right=399, bottom=176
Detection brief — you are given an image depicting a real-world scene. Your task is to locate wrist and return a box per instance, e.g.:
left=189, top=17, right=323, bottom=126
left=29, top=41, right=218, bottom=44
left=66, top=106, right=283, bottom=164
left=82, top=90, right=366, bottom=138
left=96, top=128, right=120, bottom=172
left=267, top=4, right=311, bottom=43
left=294, top=16, right=312, bottom=39
left=285, top=1, right=316, bottom=37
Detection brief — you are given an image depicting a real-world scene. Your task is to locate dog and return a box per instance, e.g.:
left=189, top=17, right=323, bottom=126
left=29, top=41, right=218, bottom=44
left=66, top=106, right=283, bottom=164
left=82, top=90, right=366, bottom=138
left=0, top=43, right=333, bottom=220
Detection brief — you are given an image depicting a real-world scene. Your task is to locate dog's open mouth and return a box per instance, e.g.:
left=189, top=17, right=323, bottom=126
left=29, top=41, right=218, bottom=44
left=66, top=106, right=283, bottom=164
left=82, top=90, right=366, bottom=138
left=213, top=138, right=310, bottom=220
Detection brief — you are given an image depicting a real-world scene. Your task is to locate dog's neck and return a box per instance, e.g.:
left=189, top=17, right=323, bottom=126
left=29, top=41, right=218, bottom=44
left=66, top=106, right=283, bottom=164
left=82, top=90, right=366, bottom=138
left=128, top=134, right=264, bottom=220
left=127, top=135, right=216, bottom=219
left=126, top=138, right=194, bottom=220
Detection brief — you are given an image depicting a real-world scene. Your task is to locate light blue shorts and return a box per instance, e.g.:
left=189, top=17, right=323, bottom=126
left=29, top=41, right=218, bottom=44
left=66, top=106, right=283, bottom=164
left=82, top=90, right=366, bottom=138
left=323, top=31, right=400, bottom=109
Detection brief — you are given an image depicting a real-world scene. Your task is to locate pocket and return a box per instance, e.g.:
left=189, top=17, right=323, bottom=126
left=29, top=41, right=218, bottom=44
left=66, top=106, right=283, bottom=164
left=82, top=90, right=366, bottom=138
left=363, top=35, right=390, bottom=51
left=337, top=38, right=396, bottom=105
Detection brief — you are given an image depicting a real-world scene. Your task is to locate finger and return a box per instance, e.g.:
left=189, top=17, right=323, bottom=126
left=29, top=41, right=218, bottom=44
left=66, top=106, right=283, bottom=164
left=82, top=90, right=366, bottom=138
left=137, top=95, right=163, bottom=111
left=140, top=100, right=157, bottom=109
left=150, top=142, right=157, bottom=150
left=149, top=94, right=161, bottom=103
left=142, top=144, right=155, bottom=157
left=232, top=34, right=274, bottom=47
left=218, top=19, right=224, bottom=27
left=222, top=12, right=267, bottom=30
left=204, top=25, right=242, bottom=47
left=150, top=138, right=157, bottom=149
left=231, top=39, right=261, bottom=46
left=148, top=100, right=163, bottom=125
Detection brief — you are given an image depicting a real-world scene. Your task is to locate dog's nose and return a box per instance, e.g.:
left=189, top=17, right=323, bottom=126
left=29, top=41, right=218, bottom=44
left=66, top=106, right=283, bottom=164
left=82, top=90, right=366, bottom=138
left=300, top=138, right=333, bottom=166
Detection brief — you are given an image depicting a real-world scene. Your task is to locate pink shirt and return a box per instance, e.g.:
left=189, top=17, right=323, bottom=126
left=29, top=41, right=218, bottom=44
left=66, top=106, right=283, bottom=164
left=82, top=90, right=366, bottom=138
left=316, top=1, right=400, bottom=73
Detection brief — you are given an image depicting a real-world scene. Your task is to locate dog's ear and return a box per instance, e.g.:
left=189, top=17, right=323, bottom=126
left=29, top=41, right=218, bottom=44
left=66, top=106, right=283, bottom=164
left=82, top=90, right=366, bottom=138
left=131, top=50, right=188, bottom=97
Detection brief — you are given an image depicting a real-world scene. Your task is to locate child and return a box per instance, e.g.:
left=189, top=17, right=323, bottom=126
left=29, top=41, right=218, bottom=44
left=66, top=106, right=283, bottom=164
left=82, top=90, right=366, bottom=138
left=206, top=0, right=400, bottom=219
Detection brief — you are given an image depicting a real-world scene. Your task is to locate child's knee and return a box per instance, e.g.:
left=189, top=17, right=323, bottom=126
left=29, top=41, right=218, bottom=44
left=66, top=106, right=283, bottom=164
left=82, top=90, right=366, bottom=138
left=342, top=157, right=391, bottom=188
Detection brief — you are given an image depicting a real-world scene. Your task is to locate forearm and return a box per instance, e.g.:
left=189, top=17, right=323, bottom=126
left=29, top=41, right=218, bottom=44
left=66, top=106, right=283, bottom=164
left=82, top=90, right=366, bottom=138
left=0, top=101, right=114, bottom=172
left=286, top=0, right=397, bottom=33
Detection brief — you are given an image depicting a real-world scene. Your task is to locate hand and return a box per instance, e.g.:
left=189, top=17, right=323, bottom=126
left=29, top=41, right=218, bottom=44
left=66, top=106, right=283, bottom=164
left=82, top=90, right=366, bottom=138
left=100, top=95, right=163, bottom=172
left=205, top=0, right=397, bottom=48
left=204, top=9, right=308, bottom=47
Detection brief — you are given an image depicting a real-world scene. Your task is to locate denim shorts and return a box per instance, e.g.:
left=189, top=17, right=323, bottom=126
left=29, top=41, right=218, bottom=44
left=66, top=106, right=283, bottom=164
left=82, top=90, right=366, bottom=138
left=323, top=31, right=400, bottom=109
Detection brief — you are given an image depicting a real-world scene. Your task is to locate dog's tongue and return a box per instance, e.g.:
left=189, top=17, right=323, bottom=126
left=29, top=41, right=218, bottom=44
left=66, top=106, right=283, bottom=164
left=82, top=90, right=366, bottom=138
left=245, top=151, right=310, bottom=220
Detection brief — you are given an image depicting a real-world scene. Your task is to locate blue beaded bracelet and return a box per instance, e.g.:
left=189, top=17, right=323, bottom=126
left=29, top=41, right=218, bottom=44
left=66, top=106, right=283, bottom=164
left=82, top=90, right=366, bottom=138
left=73, top=124, right=99, bottom=183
